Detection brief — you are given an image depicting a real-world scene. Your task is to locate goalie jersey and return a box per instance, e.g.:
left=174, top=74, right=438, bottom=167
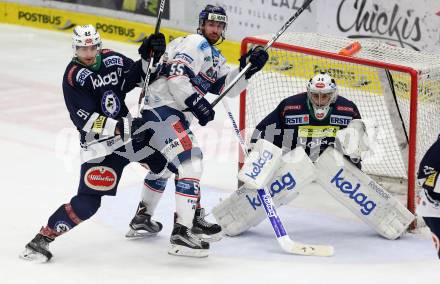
left=250, top=92, right=361, bottom=161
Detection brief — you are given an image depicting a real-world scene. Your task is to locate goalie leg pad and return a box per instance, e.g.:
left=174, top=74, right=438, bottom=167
left=212, top=147, right=316, bottom=236
left=315, top=148, right=415, bottom=240
left=237, top=139, right=283, bottom=190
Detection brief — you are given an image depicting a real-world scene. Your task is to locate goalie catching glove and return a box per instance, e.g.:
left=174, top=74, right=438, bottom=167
left=335, top=119, right=377, bottom=162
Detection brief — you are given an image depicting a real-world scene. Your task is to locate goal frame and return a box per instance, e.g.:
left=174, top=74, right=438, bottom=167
left=238, top=36, right=419, bottom=215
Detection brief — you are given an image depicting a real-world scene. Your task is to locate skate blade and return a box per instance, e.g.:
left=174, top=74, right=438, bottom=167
left=125, top=228, right=158, bottom=239
left=19, top=248, right=50, bottom=263
left=168, top=244, right=209, bottom=258
left=193, top=232, right=223, bottom=243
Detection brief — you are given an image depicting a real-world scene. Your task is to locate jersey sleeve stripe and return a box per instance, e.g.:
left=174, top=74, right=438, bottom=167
left=82, top=112, right=100, bottom=133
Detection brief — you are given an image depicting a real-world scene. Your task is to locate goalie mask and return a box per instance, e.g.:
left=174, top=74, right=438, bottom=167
left=306, top=72, right=338, bottom=120
left=197, top=5, right=228, bottom=45
left=72, top=24, right=102, bottom=59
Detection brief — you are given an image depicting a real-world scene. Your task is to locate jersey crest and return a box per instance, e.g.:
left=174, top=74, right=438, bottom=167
left=101, top=90, right=121, bottom=118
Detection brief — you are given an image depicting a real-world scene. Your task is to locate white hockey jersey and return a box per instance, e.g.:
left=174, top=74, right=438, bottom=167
left=142, top=34, right=247, bottom=114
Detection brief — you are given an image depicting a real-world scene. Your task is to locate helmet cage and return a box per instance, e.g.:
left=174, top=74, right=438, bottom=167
left=306, top=73, right=338, bottom=120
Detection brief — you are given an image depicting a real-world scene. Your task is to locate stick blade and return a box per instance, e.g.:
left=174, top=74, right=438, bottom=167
left=278, top=236, right=334, bottom=257
left=290, top=242, right=334, bottom=257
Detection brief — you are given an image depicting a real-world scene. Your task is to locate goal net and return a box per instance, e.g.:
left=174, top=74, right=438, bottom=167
left=239, top=32, right=440, bottom=215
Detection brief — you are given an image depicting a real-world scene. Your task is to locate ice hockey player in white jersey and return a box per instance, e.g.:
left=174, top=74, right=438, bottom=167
left=417, top=136, right=440, bottom=258
left=126, top=4, right=269, bottom=257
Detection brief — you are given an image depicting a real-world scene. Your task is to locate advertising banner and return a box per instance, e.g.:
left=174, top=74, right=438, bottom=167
left=52, top=0, right=170, bottom=19
left=0, top=2, right=240, bottom=62
left=319, top=0, right=440, bottom=52
left=190, top=0, right=439, bottom=52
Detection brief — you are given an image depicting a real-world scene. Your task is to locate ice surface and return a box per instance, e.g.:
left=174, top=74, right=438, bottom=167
left=0, top=24, right=439, bottom=284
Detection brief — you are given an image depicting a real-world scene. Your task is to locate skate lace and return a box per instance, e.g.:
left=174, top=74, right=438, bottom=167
left=195, top=214, right=214, bottom=228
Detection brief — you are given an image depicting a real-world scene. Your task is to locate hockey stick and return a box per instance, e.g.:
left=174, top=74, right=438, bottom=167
left=217, top=0, right=332, bottom=256
left=210, top=0, right=314, bottom=108
left=137, top=0, right=166, bottom=115
left=221, top=98, right=333, bottom=256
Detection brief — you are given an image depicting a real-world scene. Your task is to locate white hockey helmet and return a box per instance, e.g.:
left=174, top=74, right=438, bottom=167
left=306, top=72, right=338, bottom=120
left=72, top=24, right=102, bottom=57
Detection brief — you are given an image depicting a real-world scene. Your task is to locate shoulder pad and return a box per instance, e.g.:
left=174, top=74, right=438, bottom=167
left=75, top=67, right=94, bottom=87
left=102, top=54, right=124, bottom=68
left=184, top=34, right=210, bottom=52
left=282, top=93, right=307, bottom=113
left=335, top=104, right=356, bottom=114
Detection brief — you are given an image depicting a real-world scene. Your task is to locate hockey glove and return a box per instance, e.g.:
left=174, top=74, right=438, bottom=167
left=239, top=46, right=269, bottom=79
left=117, top=117, right=150, bottom=142
left=138, top=33, right=166, bottom=63
left=184, top=93, right=215, bottom=126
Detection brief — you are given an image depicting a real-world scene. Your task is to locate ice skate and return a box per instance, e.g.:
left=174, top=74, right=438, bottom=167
left=168, top=223, right=209, bottom=258
left=20, top=233, right=54, bottom=262
left=126, top=202, right=163, bottom=238
left=191, top=208, right=222, bottom=242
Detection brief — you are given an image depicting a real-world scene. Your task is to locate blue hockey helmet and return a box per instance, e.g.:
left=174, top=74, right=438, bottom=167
left=197, top=5, right=228, bottom=43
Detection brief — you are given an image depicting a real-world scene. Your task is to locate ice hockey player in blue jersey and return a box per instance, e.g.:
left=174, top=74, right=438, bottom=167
left=125, top=4, right=269, bottom=257
left=214, top=72, right=415, bottom=239
left=417, top=137, right=440, bottom=258
left=20, top=24, right=166, bottom=262
left=251, top=72, right=362, bottom=164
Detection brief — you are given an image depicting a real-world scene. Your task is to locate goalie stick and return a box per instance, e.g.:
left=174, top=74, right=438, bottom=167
left=257, top=188, right=334, bottom=256
left=137, top=0, right=166, bottom=115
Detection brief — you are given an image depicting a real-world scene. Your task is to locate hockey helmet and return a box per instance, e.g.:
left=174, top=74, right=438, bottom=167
left=197, top=5, right=228, bottom=43
left=306, top=72, right=338, bottom=120
left=72, top=24, right=102, bottom=57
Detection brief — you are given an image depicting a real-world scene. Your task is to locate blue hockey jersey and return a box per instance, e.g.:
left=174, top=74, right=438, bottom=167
left=251, top=92, right=361, bottom=161
left=62, top=49, right=148, bottom=159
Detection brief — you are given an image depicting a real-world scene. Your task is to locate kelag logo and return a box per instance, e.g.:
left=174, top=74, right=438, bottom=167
left=337, top=0, right=421, bottom=50
left=246, top=172, right=296, bottom=210
left=244, top=150, right=273, bottom=180
left=330, top=168, right=376, bottom=215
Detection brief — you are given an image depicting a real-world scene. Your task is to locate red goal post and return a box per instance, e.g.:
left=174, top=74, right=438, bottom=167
left=238, top=33, right=440, bottom=215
